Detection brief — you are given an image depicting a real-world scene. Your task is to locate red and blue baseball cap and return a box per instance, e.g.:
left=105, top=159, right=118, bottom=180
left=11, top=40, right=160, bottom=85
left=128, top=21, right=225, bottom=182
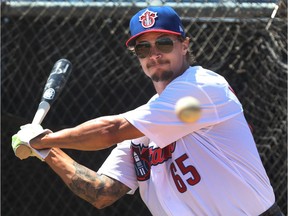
left=126, top=6, right=185, bottom=47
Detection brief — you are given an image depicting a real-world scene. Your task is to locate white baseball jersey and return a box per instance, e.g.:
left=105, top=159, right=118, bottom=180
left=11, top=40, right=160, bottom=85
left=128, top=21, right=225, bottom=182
left=98, top=66, right=275, bottom=216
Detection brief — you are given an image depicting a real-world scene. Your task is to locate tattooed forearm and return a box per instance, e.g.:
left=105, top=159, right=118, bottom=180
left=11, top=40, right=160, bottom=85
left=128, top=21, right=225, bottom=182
left=69, top=162, right=130, bottom=208
left=69, top=162, right=104, bottom=203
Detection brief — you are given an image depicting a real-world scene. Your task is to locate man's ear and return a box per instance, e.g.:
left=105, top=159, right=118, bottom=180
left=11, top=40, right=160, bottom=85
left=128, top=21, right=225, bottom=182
left=182, top=37, right=190, bottom=55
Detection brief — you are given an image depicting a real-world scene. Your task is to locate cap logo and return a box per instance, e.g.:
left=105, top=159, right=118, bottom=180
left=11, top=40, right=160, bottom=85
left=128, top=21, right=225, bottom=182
left=179, top=25, right=183, bottom=31
left=139, top=9, right=158, bottom=28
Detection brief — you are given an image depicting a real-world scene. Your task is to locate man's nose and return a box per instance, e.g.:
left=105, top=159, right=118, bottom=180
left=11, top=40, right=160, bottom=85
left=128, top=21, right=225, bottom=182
left=149, top=45, right=162, bottom=59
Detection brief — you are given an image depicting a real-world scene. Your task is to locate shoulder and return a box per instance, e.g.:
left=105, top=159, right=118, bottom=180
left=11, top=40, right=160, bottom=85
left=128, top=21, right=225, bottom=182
left=176, top=66, right=227, bottom=86
left=162, top=66, right=236, bottom=106
left=164, top=66, right=228, bottom=96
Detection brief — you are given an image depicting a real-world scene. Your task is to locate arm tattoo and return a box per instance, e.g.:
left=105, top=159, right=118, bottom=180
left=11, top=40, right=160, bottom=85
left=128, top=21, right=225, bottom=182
left=69, top=161, right=129, bottom=206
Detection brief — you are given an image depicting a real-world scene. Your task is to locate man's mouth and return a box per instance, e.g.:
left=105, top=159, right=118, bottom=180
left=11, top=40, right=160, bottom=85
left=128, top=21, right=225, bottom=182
left=147, top=60, right=169, bottom=69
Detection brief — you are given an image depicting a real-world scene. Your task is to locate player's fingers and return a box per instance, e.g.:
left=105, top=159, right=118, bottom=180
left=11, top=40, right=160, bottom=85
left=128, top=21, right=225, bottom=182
left=29, top=129, right=52, bottom=149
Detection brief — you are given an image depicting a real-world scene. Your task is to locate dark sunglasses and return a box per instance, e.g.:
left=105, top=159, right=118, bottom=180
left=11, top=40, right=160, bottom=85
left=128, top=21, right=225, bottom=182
left=134, top=37, right=179, bottom=59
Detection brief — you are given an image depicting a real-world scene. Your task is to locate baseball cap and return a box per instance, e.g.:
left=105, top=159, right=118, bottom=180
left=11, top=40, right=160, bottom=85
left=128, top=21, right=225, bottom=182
left=126, top=6, right=185, bottom=47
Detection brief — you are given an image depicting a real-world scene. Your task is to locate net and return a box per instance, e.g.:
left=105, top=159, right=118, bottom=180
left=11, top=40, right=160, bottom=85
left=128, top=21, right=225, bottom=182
left=1, top=0, right=287, bottom=215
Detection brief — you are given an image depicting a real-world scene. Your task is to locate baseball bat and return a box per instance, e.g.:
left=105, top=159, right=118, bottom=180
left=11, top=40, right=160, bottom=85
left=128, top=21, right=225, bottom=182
left=15, top=59, right=72, bottom=160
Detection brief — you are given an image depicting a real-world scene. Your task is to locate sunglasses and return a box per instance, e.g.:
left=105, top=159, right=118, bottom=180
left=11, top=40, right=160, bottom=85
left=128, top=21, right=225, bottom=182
left=134, top=37, right=179, bottom=59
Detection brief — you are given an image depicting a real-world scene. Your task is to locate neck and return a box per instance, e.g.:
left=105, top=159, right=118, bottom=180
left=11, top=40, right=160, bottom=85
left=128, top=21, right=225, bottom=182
left=153, top=64, right=189, bottom=94
left=153, top=80, right=170, bottom=94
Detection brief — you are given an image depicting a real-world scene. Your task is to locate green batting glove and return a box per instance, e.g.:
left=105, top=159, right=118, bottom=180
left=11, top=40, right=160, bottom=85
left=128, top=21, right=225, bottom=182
left=11, top=124, right=51, bottom=161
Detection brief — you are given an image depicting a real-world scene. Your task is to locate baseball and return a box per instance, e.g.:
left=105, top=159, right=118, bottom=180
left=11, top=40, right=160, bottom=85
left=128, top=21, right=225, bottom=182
left=175, top=96, right=201, bottom=123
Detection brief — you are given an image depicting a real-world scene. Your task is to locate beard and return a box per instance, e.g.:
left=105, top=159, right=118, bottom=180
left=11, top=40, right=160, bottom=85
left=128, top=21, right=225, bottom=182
left=147, top=59, right=174, bottom=82
left=151, top=70, right=174, bottom=82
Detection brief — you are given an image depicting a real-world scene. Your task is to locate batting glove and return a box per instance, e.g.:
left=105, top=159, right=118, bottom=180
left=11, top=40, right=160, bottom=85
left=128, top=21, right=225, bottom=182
left=11, top=124, right=51, bottom=161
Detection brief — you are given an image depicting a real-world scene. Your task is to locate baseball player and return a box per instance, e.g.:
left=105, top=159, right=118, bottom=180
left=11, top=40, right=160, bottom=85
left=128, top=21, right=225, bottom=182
left=12, top=6, right=283, bottom=216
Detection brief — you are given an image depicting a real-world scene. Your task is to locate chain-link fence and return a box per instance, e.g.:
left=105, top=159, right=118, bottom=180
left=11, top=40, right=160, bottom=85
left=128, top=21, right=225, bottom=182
left=1, top=0, right=287, bottom=215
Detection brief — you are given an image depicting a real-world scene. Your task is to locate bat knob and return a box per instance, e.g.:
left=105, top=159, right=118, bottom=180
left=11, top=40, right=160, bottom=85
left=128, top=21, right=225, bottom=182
left=15, top=145, right=32, bottom=160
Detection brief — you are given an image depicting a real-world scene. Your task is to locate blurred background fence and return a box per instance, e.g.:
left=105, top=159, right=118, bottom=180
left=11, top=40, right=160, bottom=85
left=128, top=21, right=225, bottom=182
left=1, top=0, right=287, bottom=215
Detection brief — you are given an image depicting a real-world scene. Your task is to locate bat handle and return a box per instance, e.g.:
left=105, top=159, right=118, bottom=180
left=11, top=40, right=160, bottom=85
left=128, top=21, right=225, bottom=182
left=32, top=101, right=51, bottom=125
left=15, top=101, right=51, bottom=160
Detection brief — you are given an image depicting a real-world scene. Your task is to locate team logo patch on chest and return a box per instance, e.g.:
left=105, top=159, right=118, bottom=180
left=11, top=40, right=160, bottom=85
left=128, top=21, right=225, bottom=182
left=131, top=141, right=176, bottom=181
left=139, top=9, right=158, bottom=28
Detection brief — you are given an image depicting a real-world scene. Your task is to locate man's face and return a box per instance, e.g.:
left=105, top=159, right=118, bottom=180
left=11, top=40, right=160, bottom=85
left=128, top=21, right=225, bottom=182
left=134, top=32, right=189, bottom=83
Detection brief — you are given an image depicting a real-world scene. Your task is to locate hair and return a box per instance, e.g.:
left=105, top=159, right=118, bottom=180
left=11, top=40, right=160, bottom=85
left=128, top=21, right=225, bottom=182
left=178, top=36, right=197, bottom=66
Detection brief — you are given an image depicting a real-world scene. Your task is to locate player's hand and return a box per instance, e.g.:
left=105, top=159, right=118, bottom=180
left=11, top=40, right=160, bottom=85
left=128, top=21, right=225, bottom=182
left=11, top=124, right=52, bottom=161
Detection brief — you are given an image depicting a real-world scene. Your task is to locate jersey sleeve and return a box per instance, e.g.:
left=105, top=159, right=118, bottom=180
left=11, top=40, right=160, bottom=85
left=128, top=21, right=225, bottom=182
left=120, top=66, right=243, bottom=148
left=97, top=140, right=138, bottom=194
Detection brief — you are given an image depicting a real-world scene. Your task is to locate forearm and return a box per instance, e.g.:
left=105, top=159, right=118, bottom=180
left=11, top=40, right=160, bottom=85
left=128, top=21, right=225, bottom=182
left=31, top=115, right=143, bottom=151
left=45, top=148, right=129, bottom=209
